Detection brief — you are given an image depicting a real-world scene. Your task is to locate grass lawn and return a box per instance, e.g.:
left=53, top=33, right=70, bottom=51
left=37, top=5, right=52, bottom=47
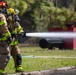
left=6, top=46, right=76, bottom=74
left=20, top=46, right=76, bottom=56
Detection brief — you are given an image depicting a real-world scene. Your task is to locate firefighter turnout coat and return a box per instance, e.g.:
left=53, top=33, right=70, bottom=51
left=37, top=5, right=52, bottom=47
left=0, top=13, right=11, bottom=71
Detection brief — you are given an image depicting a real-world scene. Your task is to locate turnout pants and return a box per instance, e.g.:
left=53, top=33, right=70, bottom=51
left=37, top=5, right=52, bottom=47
left=0, top=41, right=10, bottom=70
left=11, top=45, right=22, bottom=68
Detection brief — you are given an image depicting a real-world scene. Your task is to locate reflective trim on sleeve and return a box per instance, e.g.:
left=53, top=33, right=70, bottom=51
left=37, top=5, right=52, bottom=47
left=16, top=26, right=23, bottom=34
left=10, top=41, right=18, bottom=45
left=0, top=20, right=6, bottom=26
left=17, top=26, right=22, bottom=30
left=0, top=32, right=11, bottom=41
left=5, top=32, right=11, bottom=37
left=1, top=36, right=7, bottom=41
left=12, top=26, right=23, bottom=34
left=18, top=30, right=23, bottom=34
left=12, top=30, right=17, bottom=34
left=0, top=36, right=7, bottom=41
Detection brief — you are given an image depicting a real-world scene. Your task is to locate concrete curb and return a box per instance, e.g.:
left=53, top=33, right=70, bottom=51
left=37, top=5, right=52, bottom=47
left=8, top=66, right=76, bottom=75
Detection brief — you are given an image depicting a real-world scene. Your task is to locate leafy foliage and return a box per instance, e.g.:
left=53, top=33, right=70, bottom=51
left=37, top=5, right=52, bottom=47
left=50, top=7, right=76, bottom=28
left=31, top=0, right=54, bottom=32
left=25, top=0, right=35, bottom=4
left=6, top=0, right=28, bottom=15
left=49, top=7, right=75, bottom=28
left=6, top=0, right=76, bottom=31
left=31, top=0, right=76, bottom=31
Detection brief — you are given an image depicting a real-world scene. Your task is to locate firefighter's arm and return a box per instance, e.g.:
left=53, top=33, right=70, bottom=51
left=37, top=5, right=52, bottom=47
left=14, top=21, right=26, bottom=37
left=0, top=13, right=12, bottom=44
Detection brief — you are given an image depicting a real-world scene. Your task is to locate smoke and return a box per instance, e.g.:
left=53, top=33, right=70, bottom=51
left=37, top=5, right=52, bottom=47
left=26, top=32, right=76, bottom=38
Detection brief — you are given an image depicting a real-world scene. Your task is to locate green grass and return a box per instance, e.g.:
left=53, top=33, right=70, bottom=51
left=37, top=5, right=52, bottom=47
left=20, top=46, right=76, bottom=56
left=5, top=46, right=76, bottom=74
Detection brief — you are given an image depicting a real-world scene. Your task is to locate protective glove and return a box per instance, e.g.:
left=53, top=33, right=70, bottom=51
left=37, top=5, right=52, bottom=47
left=7, top=36, right=12, bottom=44
left=20, top=32, right=26, bottom=37
left=11, top=33, right=18, bottom=38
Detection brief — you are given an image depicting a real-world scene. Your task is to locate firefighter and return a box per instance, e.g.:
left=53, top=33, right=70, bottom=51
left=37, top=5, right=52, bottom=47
left=0, top=1, right=12, bottom=75
left=7, top=8, right=26, bottom=72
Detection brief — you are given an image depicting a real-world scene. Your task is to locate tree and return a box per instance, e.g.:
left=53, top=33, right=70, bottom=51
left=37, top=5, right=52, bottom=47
left=53, top=0, right=76, bottom=11
left=6, top=0, right=76, bottom=32
left=6, top=0, right=28, bottom=15
left=22, top=0, right=76, bottom=32
left=31, top=0, right=54, bottom=32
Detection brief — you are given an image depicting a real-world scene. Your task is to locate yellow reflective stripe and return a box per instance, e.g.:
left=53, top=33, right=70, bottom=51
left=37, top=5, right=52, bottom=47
left=5, top=32, right=11, bottom=37
left=12, top=30, right=17, bottom=34
left=16, top=66, right=23, bottom=71
left=18, top=30, right=23, bottom=34
left=0, top=70, right=5, bottom=73
left=0, top=37, right=7, bottom=41
left=17, top=26, right=23, bottom=34
left=16, top=26, right=23, bottom=32
left=17, top=26, right=22, bottom=31
left=12, top=26, right=23, bottom=34
left=0, top=20, right=6, bottom=26
left=10, top=41, right=18, bottom=45
left=0, top=32, right=10, bottom=41
left=1, top=36, right=7, bottom=41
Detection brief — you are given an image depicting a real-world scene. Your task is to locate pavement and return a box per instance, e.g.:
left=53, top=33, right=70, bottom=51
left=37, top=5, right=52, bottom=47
left=8, top=66, right=76, bottom=75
